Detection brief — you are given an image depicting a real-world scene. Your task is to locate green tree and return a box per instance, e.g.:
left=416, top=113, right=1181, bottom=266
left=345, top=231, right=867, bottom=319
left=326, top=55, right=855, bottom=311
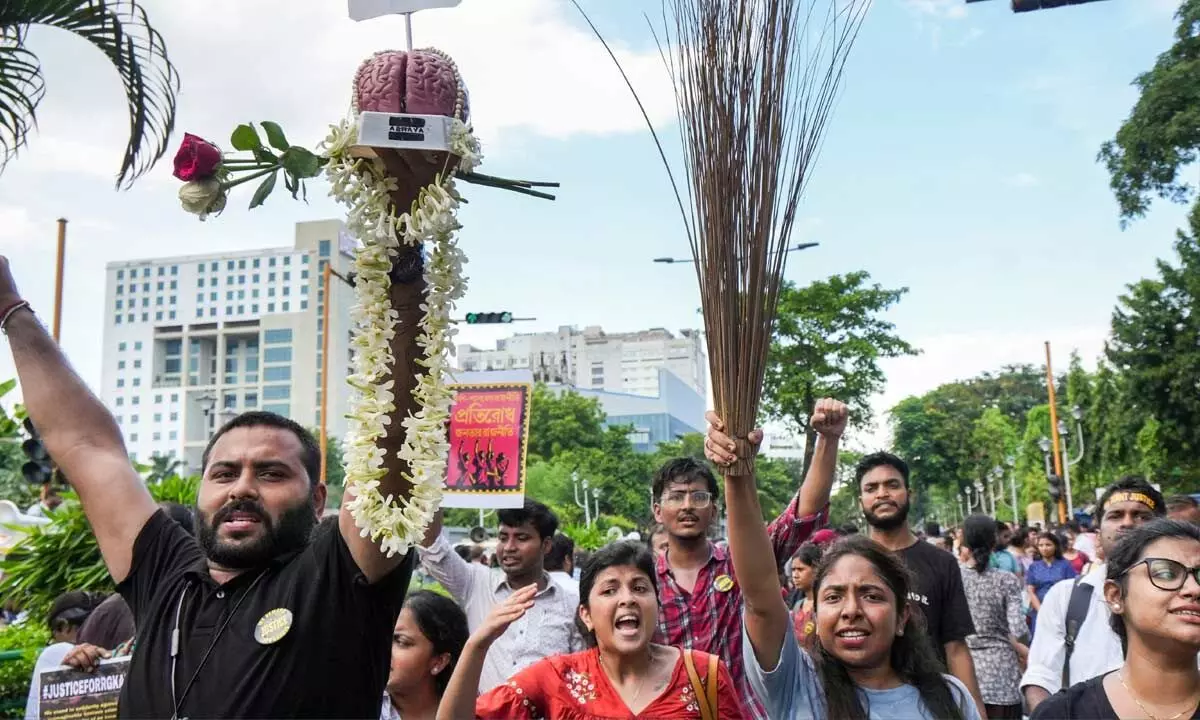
left=763, top=273, right=918, bottom=477
left=0, top=475, right=198, bottom=622
left=145, top=452, right=182, bottom=483
left=320, top=433, right=346, bottom=509
left=970, top=407, right=1020, bottom=520
left=526, top=384, right=608, bottom=461
left=1106, top=204, right=1200, bottom=491
left=0, top=0, right=180, bottom=186
left=1098, top=0, right=1200, bottom=225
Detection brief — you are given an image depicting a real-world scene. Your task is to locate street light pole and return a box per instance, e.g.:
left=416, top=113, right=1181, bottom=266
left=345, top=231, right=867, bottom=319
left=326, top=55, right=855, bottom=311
left=572, top=473, right=592, bottom=527
left=1007, top=455, right=1020, bottom=525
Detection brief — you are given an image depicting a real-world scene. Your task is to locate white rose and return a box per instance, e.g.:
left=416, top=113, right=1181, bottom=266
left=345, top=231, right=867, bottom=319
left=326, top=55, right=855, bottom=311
left=178, top=179, right=227, bottom=220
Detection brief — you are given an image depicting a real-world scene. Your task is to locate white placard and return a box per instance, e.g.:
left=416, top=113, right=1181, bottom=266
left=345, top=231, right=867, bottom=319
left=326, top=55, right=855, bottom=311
left=348, top=0, right=460, bottom=21
left=355, top=112, right=453, bottom=152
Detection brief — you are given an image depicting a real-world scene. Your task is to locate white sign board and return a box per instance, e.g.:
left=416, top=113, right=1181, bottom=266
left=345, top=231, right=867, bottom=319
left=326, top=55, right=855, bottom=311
left=348, top=0, right=460, bottom=21
left=356, top=112, right=453, bottom=152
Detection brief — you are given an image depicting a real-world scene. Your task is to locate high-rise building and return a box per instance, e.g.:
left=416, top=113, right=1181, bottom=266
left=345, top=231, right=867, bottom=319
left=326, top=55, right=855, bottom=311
left=100, top=220, right=358, bottom=474
left=457, top=325, right=708, bottom=398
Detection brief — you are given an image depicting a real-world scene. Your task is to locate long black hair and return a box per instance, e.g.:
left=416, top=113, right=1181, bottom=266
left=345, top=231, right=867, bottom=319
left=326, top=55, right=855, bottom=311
left=576, top=540, right=658, bottom=647
left=403, top=591, right=469, bottom=696
left=811, top=536, right=966, bottom=720
left=964, top=514, right=996, bottom=574
left=1105, top=518, right=1200, bottom=655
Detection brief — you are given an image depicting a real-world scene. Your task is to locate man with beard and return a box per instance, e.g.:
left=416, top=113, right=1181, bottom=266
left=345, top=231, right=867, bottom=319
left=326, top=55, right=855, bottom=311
left=1020, top=476, right=1169, bottom=712
left=0, top=257, right=415, bottom=719
left=673, top=398, right=844, bottom=720
left=855, top=451, right=986, bottom=717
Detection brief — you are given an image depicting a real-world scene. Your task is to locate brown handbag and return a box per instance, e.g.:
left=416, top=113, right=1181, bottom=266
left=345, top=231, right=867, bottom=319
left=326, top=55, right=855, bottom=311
left=683, top=649, right=720, bottom=720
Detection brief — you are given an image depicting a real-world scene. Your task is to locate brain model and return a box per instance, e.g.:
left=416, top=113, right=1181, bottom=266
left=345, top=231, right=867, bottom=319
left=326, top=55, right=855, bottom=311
left=353, top=49, right=470, bottom=123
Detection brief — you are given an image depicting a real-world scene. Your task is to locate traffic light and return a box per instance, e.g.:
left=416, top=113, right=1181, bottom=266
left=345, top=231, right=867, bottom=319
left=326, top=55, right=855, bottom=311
left=1011, top=0, right=1110, bottom=11
left=21, top=417, right=52, bottom=486
left=1047, top=473, right=1064, bottom=502
left=464, top=312, right=513, bottom=325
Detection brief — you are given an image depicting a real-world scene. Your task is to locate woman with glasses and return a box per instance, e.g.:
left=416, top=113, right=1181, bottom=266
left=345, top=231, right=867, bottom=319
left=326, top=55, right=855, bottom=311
left=1031, top=518, right=1200, bottom=719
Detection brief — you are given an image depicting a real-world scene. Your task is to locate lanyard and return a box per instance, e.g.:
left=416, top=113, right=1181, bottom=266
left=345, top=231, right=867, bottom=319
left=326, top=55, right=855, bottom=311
left=169, top=569, right=268, bottom=720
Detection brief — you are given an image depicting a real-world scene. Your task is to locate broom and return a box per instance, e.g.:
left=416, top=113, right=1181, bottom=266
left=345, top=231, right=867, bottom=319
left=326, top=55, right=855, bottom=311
left=575, top=0, right=869, bottom=475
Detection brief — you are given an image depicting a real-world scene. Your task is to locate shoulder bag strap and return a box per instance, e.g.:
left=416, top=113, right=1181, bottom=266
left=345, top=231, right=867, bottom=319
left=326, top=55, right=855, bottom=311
left=683, top=650, right=716, bottom=720
left=1061, top=576, right=1094, bottom=691
left=705, top=651, right=720, bottom=720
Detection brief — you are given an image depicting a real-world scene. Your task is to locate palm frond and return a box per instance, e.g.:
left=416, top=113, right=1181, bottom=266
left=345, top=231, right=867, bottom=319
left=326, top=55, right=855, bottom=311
left=0, top=0, right=180, bottom=188
left=0, top=41, right=45, bottom=172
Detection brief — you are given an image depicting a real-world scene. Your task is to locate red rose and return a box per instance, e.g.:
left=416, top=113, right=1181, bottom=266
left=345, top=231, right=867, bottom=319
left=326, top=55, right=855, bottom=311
left=173, top=133, right=222, bottom=181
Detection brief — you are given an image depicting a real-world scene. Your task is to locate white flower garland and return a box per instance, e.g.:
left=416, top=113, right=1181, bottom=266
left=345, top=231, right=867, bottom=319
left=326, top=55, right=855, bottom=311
left=321, top=118, right=478, bottom=557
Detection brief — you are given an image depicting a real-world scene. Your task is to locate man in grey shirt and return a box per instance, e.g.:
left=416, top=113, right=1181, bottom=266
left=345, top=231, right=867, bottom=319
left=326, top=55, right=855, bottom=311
left=418, top=500, right=583, bottom=692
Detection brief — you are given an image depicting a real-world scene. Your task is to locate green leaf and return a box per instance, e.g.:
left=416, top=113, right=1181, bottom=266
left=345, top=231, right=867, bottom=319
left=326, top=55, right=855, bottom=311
left=231, top=124, right=263, bottom=152
left=249, top=171, right=278, bottom=209
left=261, top=121, right=290, bottom=152
left=284, top=171, right=299, bottom=199
left=281, top=147, right=322, bottom=179
left=252, top=147, right=278, bottom=165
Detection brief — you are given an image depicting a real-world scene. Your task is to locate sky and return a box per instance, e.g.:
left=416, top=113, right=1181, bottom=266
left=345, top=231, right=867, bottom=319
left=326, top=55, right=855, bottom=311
left=0, top=0, right=1190, bottom=452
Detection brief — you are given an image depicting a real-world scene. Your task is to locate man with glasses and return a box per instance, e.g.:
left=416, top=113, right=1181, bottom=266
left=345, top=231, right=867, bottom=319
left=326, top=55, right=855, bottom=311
left=1021, top=476, right=1168, bottom=712
left=651, top=398, right=843, bottom=719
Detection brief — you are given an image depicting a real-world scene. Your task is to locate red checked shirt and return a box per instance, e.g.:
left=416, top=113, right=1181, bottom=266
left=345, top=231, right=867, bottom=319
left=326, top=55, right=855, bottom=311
left=654, top=497, right=829, bottom=720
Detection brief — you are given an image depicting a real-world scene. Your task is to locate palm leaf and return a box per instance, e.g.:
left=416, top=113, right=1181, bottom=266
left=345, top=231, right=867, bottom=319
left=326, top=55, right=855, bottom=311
left=0, top=0, right=180, bottom=188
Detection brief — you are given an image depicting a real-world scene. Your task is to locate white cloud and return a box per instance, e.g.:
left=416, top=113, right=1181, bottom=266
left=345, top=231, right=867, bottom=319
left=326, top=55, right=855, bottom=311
left=0, top=206, right=38, bottom=247
left=844, top=324, right=1108, bottom=451
left=903, top=0, right=968, bottom=20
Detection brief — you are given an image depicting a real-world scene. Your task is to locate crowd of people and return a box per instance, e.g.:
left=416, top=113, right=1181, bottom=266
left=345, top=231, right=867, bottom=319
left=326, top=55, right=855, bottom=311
left=0, top=254, right=1198, bottom=719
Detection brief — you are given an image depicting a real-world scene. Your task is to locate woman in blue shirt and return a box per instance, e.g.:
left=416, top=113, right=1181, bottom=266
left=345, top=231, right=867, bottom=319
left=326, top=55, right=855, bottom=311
left=1026, top=532, right=1077, bottom=634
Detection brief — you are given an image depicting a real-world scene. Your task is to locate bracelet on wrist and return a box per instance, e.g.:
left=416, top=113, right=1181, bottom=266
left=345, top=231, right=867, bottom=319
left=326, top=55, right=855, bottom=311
left=0, top=300, right=30, bottom=335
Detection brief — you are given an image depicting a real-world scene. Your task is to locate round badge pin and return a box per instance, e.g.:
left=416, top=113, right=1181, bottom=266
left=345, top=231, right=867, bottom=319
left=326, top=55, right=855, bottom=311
left=254, top=608, right=293, bottom=645
left=714, top=574, right=734, bottom=592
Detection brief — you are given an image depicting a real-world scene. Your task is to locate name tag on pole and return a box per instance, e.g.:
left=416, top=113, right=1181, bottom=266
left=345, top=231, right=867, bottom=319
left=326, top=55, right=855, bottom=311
left=348, top=0, right=461, bottom=21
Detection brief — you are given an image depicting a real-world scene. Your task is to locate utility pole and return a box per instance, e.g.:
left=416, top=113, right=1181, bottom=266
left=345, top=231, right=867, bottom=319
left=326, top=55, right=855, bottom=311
left=1044, top=342, right=1066, bottom=524
left=52, top=219, right=66, bottom=342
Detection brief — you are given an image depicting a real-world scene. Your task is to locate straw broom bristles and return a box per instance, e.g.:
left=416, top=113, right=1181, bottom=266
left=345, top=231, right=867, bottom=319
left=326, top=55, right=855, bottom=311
left=574, top=0, right=868, bottom=475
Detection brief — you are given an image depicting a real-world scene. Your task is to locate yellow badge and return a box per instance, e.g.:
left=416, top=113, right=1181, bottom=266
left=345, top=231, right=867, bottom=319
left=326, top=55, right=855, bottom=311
left=714, top=574, right=735, bottom=592
left=803, top=620, right=815, bottom=637
left=254, top=608, right=293, bottom=645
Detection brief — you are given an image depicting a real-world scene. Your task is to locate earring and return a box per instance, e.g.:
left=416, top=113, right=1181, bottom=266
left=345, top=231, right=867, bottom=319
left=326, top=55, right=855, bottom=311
left=897, top=629, right=904, bottom=637
left=1111, top=604, right=1121, bottom=611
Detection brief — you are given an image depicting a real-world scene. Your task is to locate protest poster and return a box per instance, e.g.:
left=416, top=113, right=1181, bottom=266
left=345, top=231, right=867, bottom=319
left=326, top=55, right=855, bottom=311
left=39, top=657, right=129, bottom=720
left=442, top=381, right=531, bottom=509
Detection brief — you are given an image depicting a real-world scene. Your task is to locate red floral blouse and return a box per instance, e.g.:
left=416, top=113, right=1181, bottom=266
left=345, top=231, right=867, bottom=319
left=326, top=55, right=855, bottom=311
left=474, top=647, right=747, bottom=720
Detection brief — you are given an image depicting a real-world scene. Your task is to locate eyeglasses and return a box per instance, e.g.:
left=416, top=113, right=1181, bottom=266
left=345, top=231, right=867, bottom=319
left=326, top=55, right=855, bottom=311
left=1122, top=558, right=1200, bottom=592
left=661, top=490, right=713, bottom=509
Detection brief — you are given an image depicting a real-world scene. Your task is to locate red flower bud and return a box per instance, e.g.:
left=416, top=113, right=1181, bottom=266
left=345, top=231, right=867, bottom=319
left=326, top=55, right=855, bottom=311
left=172, top=133, right=222, bottom=181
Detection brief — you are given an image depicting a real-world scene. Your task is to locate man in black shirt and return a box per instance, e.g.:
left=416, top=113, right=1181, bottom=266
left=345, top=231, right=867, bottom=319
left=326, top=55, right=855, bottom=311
left=855, top=451, right=986, bottom=718
left=0, top=258, right=415, bottom=719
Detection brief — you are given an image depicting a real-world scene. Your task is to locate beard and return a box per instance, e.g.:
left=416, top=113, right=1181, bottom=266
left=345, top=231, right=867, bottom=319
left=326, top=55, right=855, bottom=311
left=862, top=499, right=910, bottom=531
left=197, top=497, right=317, bottom=569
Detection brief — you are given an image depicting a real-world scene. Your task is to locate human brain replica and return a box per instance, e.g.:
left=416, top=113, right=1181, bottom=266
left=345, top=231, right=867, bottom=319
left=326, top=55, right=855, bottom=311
left=353, top=49, right=470, bottom=124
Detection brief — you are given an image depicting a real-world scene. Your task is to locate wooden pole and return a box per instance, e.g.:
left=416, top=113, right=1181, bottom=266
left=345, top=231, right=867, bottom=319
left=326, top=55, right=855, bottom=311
left=319, top=264, right=332, bottom=485
left=1044, top=341, right=1066, bottom=524
left=52, top=219, right=66, bottom=342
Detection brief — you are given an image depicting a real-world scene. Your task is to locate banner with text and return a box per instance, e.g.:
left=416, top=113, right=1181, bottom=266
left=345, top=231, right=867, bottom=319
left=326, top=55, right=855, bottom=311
left=443, top=382, right=531, bottom=509
left=39, top=658, right=129, bottom=720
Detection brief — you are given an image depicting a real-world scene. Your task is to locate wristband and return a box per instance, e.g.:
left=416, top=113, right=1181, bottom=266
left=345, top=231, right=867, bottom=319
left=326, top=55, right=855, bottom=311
left=0, top=300, right=30, bottom=335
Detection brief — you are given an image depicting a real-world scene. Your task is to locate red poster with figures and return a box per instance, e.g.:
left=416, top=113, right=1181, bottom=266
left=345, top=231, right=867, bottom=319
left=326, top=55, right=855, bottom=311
left=443, top=382, right=531, bottom=508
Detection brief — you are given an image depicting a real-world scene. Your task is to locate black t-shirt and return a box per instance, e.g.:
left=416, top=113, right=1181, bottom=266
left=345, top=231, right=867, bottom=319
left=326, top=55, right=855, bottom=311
left=116, top=509, right=415, bottom=719
left=898, top=539, right=976, bottom=665
left=1032, top=674, right=1200, bottom=720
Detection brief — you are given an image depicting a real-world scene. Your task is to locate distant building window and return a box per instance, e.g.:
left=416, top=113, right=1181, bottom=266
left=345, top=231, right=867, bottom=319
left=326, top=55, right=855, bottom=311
left=282, top=302, right=290, bottom=312
left=169, top=431, right=177, bottom=441
left=119, top=342, right=127, bottom=352
left=264, top=329, right=292, bottom=344
left=153, top=413, right=162, bottom=422
left=284, top=256, right=291, bottom=265
left=171, top=266, right=178, bottom=276
left=153, top=432, right=161, bottom=441
left=155, top=394, right=162, bottom=403
left=211, top=262, right=218, bottom=271
left=117, top=379, right=125, bottom=388
left=116, top=285, right=123, bottom=295
left=198, top=278, right=205, bottom=288
left=264, top=366, right=291, bottom=382
left=302, top=254, right=310, bottom=264
left=117, top=270, right=124, bottom=280
left=116, top=397, right=124, bottom=407
left=135, top=342, right=143, bottom=351
left=118, top=360, right=126, bottom=370
left=263, top=386, right=290, bottom=401
left=268, top=303, right=275, bottom=312
left=158, top=267, right=165, bottom=277
left=132, top=378, right=141, bottom=387
left=131, top=414, right=139, bottom=423
left=170, top=412, right=178, bottom=421
left=130, top=433, right=138, bottom=442
left=198, top=263, right=205, bottom=273
left=227, top=261, right=235, bottom=270
left=262, top=403, right=290, bottom=417
left=238, top=259, right=246, bottom=270
left=133, top=360, right=142, bottom=369
left=245, top=393, right=258, bottom=408
left=116, top=300, right=123, bottom=310
left=157, top=282, right=164, bottom=291
left=264, top=347, right=292, bottom=363
left=301, top=300, right=308, bottom=310
left=319, top=240, right=331, bottom=257
left=253, top=259, right=260, bottom=269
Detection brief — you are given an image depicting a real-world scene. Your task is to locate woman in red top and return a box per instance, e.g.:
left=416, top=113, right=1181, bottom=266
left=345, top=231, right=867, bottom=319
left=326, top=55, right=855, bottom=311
left=1062, top=529, right=1091, bottom=575
left=438, top=540, right=747, bottom=720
